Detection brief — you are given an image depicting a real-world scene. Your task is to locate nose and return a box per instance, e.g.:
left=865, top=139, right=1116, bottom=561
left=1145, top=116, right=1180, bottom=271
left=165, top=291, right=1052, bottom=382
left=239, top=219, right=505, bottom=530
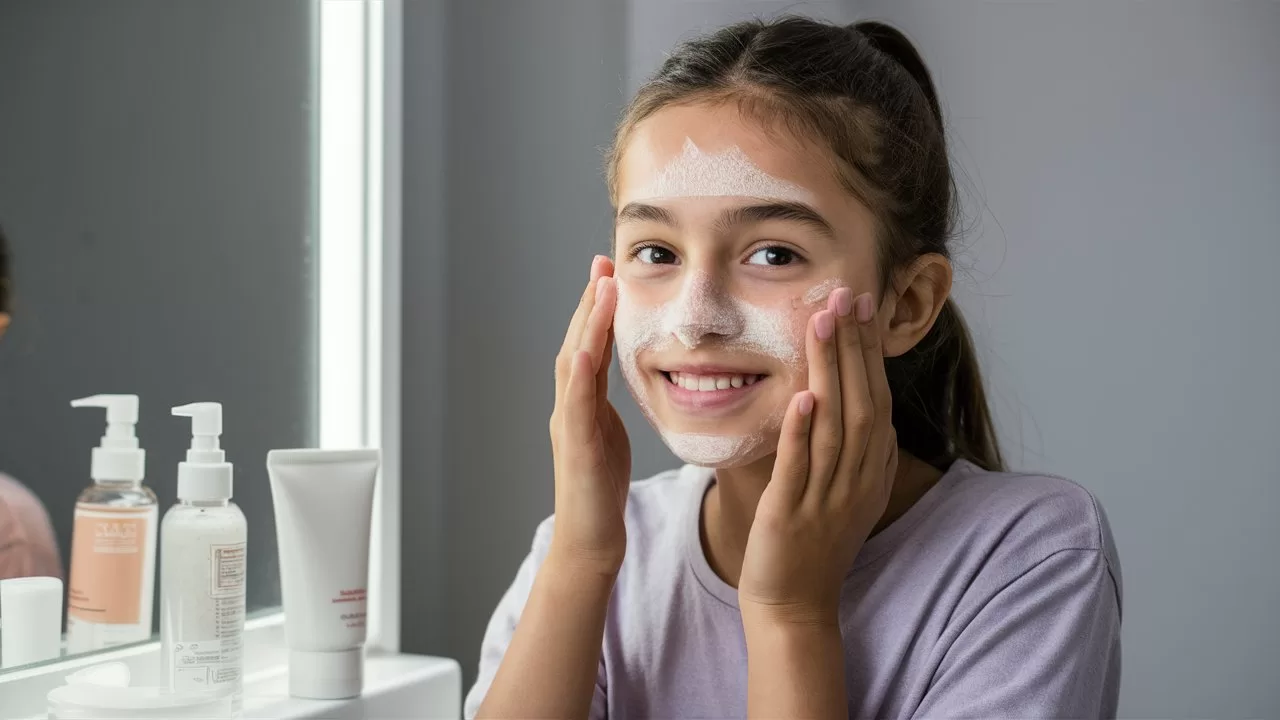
left=662, top=270, right=744, bottom=349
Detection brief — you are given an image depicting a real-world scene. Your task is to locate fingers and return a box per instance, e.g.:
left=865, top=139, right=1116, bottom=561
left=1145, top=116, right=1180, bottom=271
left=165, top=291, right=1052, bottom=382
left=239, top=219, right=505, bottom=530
left=769, top=391, right=816, bottom=510
left=831, top=289, right=874, bottom=485
left=562, top=350, right=597, bottom=447
left=804, top=307, right=843, bottom=498
left=556, top=255, right=614, bottom=403
left=884, top=427, right=900, bottom=482
left=580, top=276, right=616, bottom=373
left=596, top=326, right=615, bottom=407
left=853, top=292, right=895, bottom=479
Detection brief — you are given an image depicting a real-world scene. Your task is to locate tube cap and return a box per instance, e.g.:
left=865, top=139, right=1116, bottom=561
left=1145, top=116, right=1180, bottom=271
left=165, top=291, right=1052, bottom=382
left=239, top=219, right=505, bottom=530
left=289, top=648, right=364, bottom=700
left=0, top=576, right=63, bottom=668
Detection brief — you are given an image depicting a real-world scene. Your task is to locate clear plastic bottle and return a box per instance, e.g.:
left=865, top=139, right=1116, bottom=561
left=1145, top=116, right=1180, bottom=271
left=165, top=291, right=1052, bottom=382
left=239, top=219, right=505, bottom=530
left=66, top=394, right=158, bottom=653
left=160, top=402, right=246, bottom=713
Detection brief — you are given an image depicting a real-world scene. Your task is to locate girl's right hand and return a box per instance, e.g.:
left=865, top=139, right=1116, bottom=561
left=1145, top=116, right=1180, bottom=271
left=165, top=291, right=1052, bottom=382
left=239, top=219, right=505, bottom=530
left=548, top=255, right=631, bottom=577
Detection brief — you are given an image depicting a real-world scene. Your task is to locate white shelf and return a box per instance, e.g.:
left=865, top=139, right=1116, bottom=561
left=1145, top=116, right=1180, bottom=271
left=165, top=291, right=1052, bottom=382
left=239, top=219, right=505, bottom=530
left=0, top=618, right=461, bottom=720
left=242, top=652, right=460, bottom=719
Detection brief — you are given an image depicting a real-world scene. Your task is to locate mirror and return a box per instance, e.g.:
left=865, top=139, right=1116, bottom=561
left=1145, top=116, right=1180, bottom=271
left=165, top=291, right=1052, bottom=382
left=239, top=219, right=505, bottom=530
left=0, top=0, right=315, bottom=670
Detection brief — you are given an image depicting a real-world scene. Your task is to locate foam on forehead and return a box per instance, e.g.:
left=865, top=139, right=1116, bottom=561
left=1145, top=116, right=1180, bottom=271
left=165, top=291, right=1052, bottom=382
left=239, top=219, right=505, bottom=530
left=634, top=138, right=815, bottom=204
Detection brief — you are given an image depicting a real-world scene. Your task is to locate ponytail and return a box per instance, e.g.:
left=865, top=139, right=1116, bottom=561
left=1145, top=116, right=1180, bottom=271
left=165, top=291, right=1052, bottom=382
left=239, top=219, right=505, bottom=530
left=887, top=298, right=1005, bottom=471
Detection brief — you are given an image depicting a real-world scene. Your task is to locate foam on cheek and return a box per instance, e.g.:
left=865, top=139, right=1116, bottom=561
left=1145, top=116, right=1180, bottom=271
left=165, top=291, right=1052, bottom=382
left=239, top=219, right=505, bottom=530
left=613, top=280, right=662, bottom=419
left=803, top=278, right=843, bottom=306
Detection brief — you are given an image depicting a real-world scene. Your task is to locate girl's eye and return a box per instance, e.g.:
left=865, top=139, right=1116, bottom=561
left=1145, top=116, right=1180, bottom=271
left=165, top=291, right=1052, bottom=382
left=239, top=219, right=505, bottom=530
left=636, top=245, right=678, bottom=265
left=746, top=246, right=799, bottom=266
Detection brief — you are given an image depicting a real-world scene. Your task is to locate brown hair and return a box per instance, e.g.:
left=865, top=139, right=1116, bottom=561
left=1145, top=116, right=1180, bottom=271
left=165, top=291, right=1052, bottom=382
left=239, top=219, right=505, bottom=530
left=606, top=16, right=1004, bottom=471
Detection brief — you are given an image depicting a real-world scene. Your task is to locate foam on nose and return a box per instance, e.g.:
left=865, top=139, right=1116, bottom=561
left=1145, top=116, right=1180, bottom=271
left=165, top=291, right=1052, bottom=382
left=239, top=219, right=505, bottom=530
left=663, top=271, right=743, bottom=348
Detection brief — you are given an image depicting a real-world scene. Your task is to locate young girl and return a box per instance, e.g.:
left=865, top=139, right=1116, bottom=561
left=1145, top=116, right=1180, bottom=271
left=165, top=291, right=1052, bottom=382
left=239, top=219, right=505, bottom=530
left=467, top=17, right=1121, bottom=719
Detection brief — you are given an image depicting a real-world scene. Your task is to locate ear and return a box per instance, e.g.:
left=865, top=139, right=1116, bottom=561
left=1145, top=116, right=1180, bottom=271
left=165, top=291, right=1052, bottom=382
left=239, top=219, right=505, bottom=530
left=0, top=313, right=8, bottom=340
left=878, top=254, right=952, bottom=358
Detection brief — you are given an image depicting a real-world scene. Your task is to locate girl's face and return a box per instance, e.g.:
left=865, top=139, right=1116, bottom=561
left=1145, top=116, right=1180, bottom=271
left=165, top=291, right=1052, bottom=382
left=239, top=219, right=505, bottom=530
left=613, top=102, right=881, bottom=468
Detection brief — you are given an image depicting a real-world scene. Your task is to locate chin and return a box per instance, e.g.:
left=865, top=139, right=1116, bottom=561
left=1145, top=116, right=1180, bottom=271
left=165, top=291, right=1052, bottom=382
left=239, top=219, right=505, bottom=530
left=623, top=368, right=785, bottom=469
left=656, top=427, right=780, bottom=469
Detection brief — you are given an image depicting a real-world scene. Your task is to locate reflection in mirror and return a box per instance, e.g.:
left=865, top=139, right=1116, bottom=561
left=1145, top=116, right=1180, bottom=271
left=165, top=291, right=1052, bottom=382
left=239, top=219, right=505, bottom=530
left=0, top=0, right=315, bottom=671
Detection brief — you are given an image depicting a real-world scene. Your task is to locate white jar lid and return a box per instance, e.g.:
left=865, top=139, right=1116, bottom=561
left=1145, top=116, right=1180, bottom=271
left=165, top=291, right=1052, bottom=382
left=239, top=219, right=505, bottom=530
left=0, top=576, right=63, bottom=669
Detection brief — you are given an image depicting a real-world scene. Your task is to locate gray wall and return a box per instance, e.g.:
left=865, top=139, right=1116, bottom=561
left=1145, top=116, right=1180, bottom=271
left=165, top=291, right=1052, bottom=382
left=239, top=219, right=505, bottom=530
left=0, top=0, right=315, bottom=617
left=400, top=0, right=854, bottom=685
left=401, top=0, right=1280, bottom=715
left=400, top=0, right=628, bottom=679
left=856, top=2, right=1280, bottom=715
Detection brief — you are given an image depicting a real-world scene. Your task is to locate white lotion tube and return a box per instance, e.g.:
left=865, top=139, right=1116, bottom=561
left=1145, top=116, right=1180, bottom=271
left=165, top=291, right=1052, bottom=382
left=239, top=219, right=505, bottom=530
left=266, top=449, right=380, bottom=700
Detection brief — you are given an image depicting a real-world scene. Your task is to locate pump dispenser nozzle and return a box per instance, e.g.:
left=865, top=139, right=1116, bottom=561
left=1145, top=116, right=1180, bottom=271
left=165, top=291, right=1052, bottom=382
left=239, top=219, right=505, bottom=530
left=71, top=394, right=145, bottom=483
left=172, top=403, right=233, bottom=502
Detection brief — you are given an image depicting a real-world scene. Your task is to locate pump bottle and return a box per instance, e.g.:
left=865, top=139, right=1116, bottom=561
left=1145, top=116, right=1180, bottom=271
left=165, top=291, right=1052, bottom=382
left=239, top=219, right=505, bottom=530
left=66, top=394, right=157, bottom=653
left=160, top=402, right=246, bottom=708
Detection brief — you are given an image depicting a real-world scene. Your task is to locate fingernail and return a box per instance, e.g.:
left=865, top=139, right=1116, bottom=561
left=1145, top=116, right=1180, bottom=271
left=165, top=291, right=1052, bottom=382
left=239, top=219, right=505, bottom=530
left=855, top=293, right=874, bottom=324
left=797, top=392, right=814, bottom=417
left=591, top=255, right=604, bottom=272
left=833, top=288, right=853, bottom=317
left=815, top=310, right=835, bottom=340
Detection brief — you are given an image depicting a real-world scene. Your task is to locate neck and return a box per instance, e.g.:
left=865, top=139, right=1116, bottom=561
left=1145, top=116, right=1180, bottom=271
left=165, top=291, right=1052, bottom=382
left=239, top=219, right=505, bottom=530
left=701, top=449, right=944, bottom=589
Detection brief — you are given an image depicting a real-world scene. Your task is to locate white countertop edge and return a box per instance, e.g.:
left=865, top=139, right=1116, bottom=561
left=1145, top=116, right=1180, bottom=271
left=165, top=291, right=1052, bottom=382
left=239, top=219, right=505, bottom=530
left=0, top=614, right=462, bottom=719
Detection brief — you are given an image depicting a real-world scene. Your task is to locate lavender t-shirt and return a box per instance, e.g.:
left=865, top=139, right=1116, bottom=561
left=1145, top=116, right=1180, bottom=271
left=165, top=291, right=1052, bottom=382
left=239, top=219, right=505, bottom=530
left=465, top=460, right=1122, bottom=719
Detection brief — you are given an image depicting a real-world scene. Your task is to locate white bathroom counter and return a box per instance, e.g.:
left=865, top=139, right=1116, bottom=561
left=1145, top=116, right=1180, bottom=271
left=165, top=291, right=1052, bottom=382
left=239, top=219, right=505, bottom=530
left=0, top=617, right=462, bottom=720
left=243, top=652, right=461, bottom=719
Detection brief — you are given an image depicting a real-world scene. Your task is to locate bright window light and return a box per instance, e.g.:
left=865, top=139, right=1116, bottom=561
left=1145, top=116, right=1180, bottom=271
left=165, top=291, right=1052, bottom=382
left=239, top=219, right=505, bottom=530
left=317, top=0, right=399, bottom=652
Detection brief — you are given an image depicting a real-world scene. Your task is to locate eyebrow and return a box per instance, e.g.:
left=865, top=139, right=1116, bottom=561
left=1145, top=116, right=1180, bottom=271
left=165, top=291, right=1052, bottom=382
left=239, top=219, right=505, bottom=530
left=615, top=200, right=835, bottom=240
left=616, top=202, right=678, bottom=227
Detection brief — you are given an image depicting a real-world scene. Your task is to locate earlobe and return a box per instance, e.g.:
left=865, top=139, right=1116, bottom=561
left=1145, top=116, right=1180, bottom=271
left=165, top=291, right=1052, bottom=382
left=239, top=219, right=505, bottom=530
left=880, top=255, right=952, bottom=358
left=0, top=313, right=9, bottom=340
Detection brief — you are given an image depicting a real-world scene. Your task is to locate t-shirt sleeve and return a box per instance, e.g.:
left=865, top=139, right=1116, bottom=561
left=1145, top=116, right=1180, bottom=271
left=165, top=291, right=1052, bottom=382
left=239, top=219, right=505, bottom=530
left=462, top=518, right=609, bottom=720
left=914, top=548, right=1122, bottom=719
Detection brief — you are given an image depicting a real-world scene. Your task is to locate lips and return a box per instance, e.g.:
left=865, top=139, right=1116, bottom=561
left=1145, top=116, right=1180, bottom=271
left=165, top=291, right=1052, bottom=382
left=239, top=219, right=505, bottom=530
left=656, top=365, right=769, bottom=415
left=665, top=371, right=763, bottom=391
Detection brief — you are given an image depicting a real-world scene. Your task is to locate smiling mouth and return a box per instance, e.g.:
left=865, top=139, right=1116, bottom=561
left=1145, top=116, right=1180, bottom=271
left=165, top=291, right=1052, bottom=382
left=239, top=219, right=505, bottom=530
left=660, top=371, right=767, bottom=391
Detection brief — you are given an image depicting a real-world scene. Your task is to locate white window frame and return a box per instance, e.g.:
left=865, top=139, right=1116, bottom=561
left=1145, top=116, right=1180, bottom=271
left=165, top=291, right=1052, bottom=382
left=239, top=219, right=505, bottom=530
left=0, top=0, right=403, bottom=709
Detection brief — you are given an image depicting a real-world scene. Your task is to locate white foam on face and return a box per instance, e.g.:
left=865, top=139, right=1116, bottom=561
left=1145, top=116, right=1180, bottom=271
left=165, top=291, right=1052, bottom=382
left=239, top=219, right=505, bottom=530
left=803, top=278, right=843, bottom=305
left=614, top=274, right=802, bottom=469
left=660, top=432, right=766, bottom=468
left=635, top=138, right=815, bottom=205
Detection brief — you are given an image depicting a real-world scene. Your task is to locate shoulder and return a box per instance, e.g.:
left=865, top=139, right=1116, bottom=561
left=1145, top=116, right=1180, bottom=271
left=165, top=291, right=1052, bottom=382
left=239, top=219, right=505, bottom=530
left=929, top=460, right=1122, bottom=598
left=943, top=460, right=1115, bottom=555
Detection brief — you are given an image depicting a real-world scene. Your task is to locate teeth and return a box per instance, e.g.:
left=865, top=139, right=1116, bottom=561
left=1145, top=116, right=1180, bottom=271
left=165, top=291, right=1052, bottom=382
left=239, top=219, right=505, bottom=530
left=666, top=372, right=762, bottom=392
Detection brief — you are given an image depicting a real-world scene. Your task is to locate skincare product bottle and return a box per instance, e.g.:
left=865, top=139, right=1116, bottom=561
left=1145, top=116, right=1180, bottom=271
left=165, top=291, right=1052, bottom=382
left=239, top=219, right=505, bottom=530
left=66, top=394, right=157, bottom=653
left=267, top=449, right=380, bottom=700
left=0, top=576, right=63, bottom=668
left=160, top=402, right=246, bottom=707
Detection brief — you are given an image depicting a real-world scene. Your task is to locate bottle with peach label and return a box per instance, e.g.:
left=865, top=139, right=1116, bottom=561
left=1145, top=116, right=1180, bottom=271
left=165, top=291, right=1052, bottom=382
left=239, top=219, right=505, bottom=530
left=66, top=394, right=158, bottom=654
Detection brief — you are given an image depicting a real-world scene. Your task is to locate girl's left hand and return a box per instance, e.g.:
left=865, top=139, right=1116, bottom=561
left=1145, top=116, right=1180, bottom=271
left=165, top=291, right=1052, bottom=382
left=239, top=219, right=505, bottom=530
left=738, top=287, right=899, bottom=625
